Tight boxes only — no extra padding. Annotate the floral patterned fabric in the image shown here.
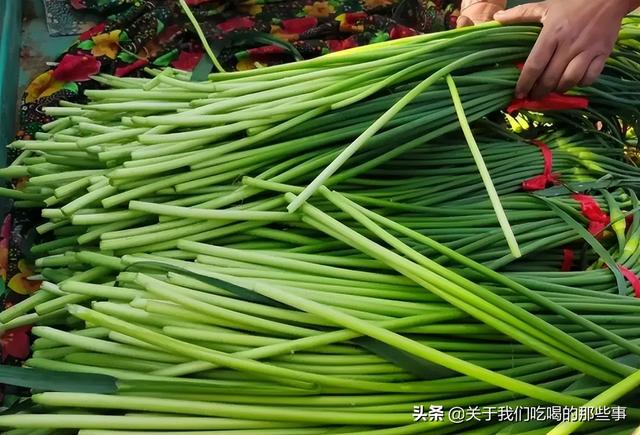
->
[43,0,102,36]
[16,0,462,141]
[0,0,462,399]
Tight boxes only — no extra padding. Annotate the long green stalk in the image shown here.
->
[446,75,521,257]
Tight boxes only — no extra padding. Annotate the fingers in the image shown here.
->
[556,52,596,93]
[499,0,620,98]
[456,15,474,28]
[493,3,547,24]
[497,2,555,98]
[580,54,607,86]
[457,3,504,28]
[522,49,607,98]
[515,26,558,98]
[530,39,575,99]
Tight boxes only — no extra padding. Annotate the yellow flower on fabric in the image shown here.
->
[8,260,41,295]
[91,30,122,59]
[335,13,364,32]
[248,4,263,14]
[304,1,335,18]
[24,71,64,103]
[236,58,257,71]
[364,0,393,8]
[270,25,299,42]
[238,2,263,15]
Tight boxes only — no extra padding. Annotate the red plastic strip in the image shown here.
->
[522,140,560,191]
[619,265,640,298]
[625,213,634,227]
[572,194,611,237]
[507,93,589,114]
[561,248,575,272]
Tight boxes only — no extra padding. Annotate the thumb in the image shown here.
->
[493,3,547,24]
[456,15,474,28]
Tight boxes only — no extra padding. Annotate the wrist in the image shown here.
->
[461,0,507,12]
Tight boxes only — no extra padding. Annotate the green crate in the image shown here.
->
[0,0,22,166]
[0,0,78,167]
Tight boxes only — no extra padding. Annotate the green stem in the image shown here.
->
[445,75,520,257]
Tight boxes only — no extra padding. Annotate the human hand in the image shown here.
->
[457,0,506,28]
[494,0,632,100]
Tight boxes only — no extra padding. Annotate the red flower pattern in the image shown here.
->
[281,17,318,34]
[390,24,418,39]
[115,59,149,77]
[326,37,358,52]
[217,17,255,33]
[0,215,10,281]
[1,326,31,362]
[79,22,106,41]
[53,54,101,82]
[70,0,86,10]
[171,51,204,71]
